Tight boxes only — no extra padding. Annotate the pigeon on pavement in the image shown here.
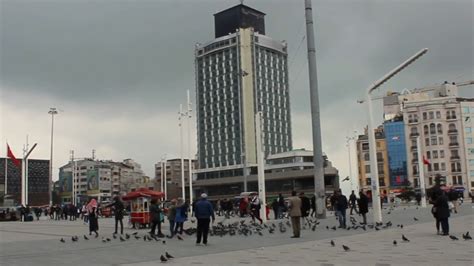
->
[449,235,459,241]
[402,235,410,242]
[330,240,335,247]
[160,255,168,262]
[60,238,65,243]
[342,245,350,251]
[165,252,174,259]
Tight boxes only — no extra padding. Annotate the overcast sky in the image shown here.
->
[1,0,473,194]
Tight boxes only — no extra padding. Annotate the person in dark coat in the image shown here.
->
[310,195,316,218]
[358,190,369,224]
[277,193,285,219]
[86,199,99,237]
[106,196,125,234]
[272,199,279,220]
[334,189,348,228]
[299,192,311,224]
[149,198,164,237]
[433,191,450,235]
[194,193,215,245]
[349,190,358,215]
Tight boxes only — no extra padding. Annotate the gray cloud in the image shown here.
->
[1,0,473,185]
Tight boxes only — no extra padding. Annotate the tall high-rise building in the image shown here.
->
[195,4,292,180]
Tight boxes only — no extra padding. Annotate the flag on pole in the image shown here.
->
[7,144,21,167]
[422,156,430,165]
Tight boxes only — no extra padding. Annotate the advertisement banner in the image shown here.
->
[87,169,99,195]
[59,170,72,197]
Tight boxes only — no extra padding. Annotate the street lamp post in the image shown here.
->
[366,48,428,223]
[346,136,356,192]
[48,107,58,206]
[186,90,194,212]
[179,104,186,201]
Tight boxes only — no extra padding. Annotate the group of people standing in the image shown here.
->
[330,189,370,228]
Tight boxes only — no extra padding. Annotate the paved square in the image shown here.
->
[1,204,472,266]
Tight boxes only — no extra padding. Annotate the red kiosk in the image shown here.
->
[122,188,164,228]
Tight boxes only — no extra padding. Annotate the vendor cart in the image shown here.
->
[122,188,164,229]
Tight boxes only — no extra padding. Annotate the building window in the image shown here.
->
[451,150,459,158]
[413,165,418,175]
[423,112,427,120]
[366,178,371,186]
[434,163,439,171]
[423,125,429,135]
[364,153,370,161]
[441,163,446,171]
[436,111,441,119]
[429,111,434,119]
[462,107,469,113]
[425,138,430,146]
[426,151,431,159]
[433,150,438,159]
[429,177,433,185]
[365,165,371,173]
[410,127,418,136]
[467,138,473,144]
[466,127,472,134]
[440,150,445,158]
[438,137,443,145]
[430,123,436,134]
[437,124,443,134]
[431,137,437,145]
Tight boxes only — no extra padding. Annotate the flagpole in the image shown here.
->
[416,136,427,208]
[4,142,7,196]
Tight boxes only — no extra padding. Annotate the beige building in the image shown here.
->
[356,126,390,197]
[401,83,471,197]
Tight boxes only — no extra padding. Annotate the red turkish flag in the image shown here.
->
[422,156,430,165]
[7,144,21,167]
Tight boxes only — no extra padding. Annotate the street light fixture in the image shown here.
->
[366,48,428,223]
[48,107,58,206]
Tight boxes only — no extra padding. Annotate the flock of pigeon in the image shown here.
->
[58,211,472,262]
[59,232,175,262]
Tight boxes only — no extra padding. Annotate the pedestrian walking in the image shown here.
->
[87,199,99,237]
[249,194,263,224]
[349,190,358,215]
[287,191,302,238]
[277,193,285,219]
[149,198,164,237]
[334,189,348,228]
[310,195,316,218]
[194,193,215,246]
[447,189,459,214]
[167,199,177,237]
[272,199,279,220]
[358,190,369,224]
[299,192,311,225]
[174,198,187,235]
[106,195,125,234]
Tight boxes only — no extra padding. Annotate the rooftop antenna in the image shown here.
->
[240,0,244,4]
[92,149,96,160]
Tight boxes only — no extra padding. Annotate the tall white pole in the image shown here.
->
[4,156,7,196]
[179,104,185,201]
[367,96,383,223]
[164,159,167,200]
[187,90,193,213]
[48,108,58,206]
[416,136,427,207]
[160,161,164,193]
[305,0,326,219]
[255,112,267,223]
[347,138,353,191]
